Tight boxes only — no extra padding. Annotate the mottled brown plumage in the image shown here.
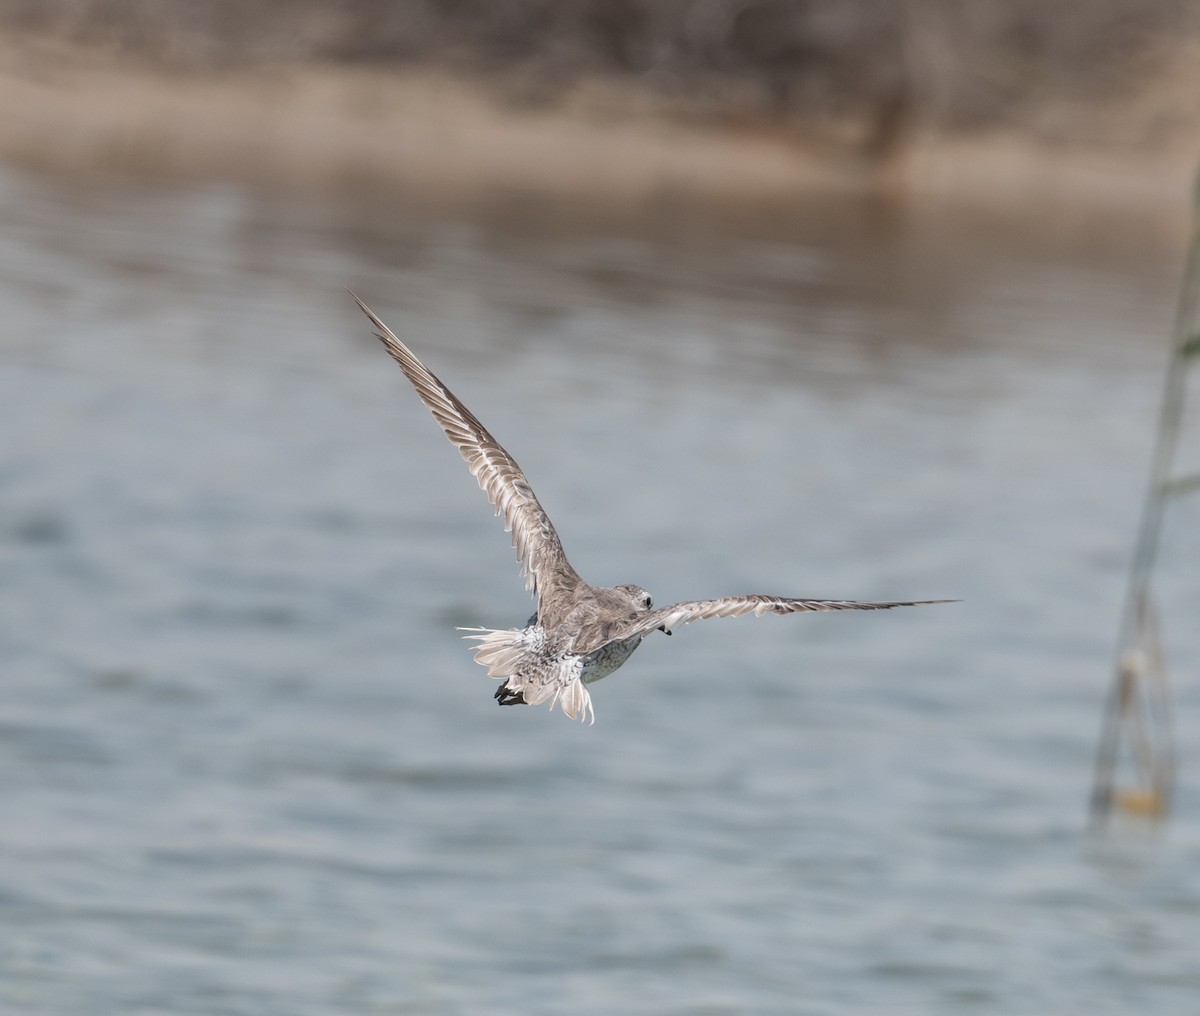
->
[354,295,950,723]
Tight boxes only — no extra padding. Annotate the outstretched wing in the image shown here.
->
[594,594,954,647]
[355,295,582,603]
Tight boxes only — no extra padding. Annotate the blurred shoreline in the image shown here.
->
[3,31,1197,239]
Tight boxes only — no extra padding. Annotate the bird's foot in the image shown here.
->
[494,682,527,707]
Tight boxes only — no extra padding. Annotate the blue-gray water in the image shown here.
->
[2,168,1199,1014]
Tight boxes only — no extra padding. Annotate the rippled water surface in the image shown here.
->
[2,168,1200,1014]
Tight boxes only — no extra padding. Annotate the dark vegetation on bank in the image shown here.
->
[3,0,1196,154]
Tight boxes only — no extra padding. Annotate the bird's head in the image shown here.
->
[613,583,671,635]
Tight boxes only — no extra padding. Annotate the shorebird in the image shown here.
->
[354,296,949,724]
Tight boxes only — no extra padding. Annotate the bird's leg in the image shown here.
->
[658,626,672,636]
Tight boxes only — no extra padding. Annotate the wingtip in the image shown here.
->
[348,289,378,325]
[349,291,403,352]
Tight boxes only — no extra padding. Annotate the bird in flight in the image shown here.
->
[354,296,950,723]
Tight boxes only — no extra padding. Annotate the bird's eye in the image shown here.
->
[642,594,653,609]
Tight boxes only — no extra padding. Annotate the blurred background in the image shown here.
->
[2,3,1200,1014]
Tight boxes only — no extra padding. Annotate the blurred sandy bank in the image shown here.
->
[1,27,1196,226]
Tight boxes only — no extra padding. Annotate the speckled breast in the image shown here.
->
[580,636,644,685]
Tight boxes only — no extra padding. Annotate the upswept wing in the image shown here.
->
[591,594,954,649]
[355,296,582,602]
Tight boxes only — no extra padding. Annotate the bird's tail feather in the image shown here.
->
[459,627,529,678]
[458,627,594,723]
